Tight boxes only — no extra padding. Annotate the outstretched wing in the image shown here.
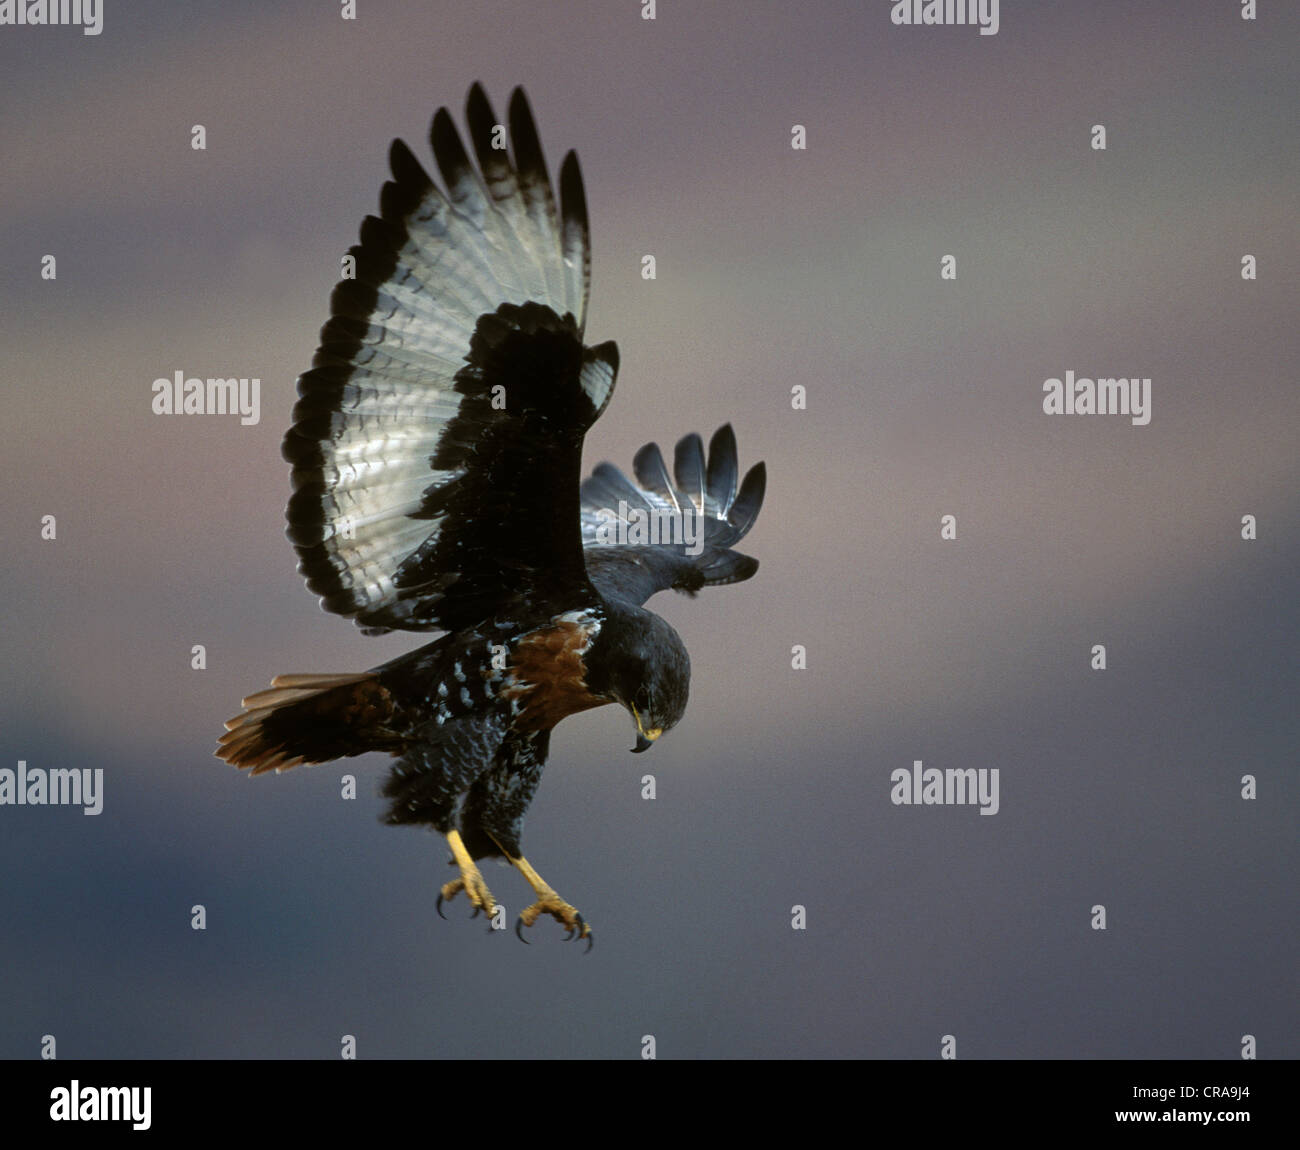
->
[579,424,765,607]
[283,84,618,635]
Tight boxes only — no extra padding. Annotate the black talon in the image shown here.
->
[574,914,593,952]
[436,893,448,920]
[515,918,530,944]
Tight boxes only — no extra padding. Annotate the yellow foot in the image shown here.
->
[435,830,499,924]
[508,853,593,950]
[436,874,499,919]
[516,892,592,949]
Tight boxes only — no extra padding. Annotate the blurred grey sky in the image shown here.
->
[1,0,1296,1059]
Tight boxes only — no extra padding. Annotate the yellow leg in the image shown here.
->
[506,851,593,949]
[435,829,500,922]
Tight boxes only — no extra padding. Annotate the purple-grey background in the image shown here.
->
[1,0,1296,1058]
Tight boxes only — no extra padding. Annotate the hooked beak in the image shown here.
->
[629,704,663,754]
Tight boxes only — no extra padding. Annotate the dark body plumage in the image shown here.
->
[218,85,765,942]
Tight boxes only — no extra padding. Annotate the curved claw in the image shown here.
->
[515,917,531,944]
[435,893,448,920]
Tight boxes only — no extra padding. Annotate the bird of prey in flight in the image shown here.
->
[217,84,765,947]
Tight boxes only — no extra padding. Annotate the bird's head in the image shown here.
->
[585,603,690,753]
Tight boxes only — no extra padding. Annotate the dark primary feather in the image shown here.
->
[579,424,766,607]
[632,442,679,512]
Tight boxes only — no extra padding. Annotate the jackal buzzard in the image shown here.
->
[217,84,765,946]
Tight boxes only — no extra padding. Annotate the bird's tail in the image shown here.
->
[216,671,403,775]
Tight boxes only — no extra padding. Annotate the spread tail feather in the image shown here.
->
[216,671,402,775]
